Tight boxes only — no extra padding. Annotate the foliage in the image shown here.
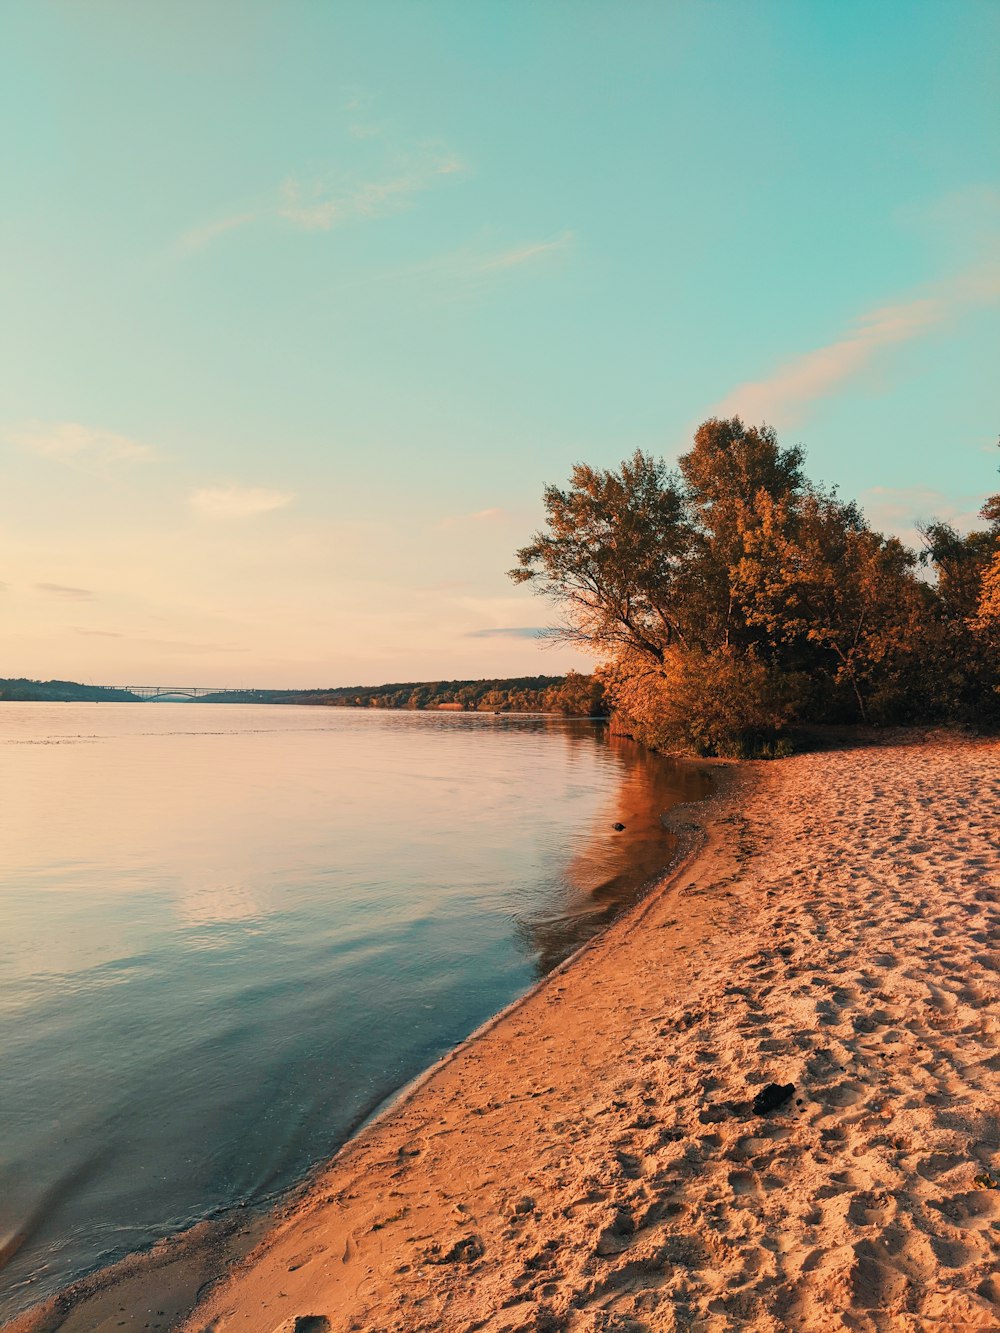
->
[0,675,608,716]
[978,550,1000,628]
[512,420,1000,755]
[0,678,139,702]
[209,673,607,716]
[511,452,696,662]
[912,484,1000,721]
[599,646,798,758]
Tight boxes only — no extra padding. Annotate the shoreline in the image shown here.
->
[9,731,1000,1331]
[3,754,724,1333]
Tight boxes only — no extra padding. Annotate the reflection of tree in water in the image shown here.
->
[514,736,713,975]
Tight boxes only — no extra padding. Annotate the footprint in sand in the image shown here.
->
[821,1080,867,1108]
[843,1243,910,1310]
[930,1190,1000,1227]
[931,1234,980,1268]
[285,1242,325,1274]
[915,1151,964,1180]
[727,1169,756,1196]
[846,1191,894,1226]
[958,981,996,1008]
[816,1169,864,1199]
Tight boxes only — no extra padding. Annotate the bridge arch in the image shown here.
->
[122,686,240,701]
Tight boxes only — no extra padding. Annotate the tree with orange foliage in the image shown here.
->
[511,419,998,754]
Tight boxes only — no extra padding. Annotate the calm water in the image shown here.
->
[0,704,709,1317]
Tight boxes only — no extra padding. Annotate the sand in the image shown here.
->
[8,732,1000,1332]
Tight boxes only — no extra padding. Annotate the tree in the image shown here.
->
[974,492,1000,628]
[510,451,696,664]
[510,418,998,754]
[510,422,815,752]
[913,465,1000,722]
[726,486,926,721]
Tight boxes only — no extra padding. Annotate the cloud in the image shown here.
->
[330,231,573,300]
[177,212,257,254]
[902,185,1000,261]
[278,149,466,231]
[8,421,154,465]
[348,122,383,141]
[472,232,574,273]
[342,87,384,140]
[860,485,986,545]
[188,485,295,518]
[438,507,508,530]
[466,627,551,640]
[36,582,94,599]
[713,258,1000,427]
[179,142,467,251]
[74,627,122,637]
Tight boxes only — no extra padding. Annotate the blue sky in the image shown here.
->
[1,0,997,687]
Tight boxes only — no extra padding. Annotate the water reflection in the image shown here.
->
[0,705,708,1319]
[514,736,712,972]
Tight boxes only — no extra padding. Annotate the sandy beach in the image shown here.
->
[10,732,1000,1332]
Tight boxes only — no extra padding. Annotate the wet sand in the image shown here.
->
[8,732,1000,1331]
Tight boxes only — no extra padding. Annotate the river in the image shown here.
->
[0,703,708,1319]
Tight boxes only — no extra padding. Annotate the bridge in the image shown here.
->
[120,685,245,701]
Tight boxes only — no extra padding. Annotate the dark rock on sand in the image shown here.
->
[752,1082,795,1115]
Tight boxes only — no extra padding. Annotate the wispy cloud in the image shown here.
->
[861,485,986,545]
[179,142,467,252]
[713,258,1000,427]
[466,627,551,640]
[472,234,573,273]
[188,485,295,518]
[277,149,466,231]
[348,122,383,142]
[36,582,94,599]
[74,627,122,637]
[901,185,1000,261]
[178,212,258,254]
[325,231,574,303]
[7,421,154,466]
[438,506,508,530]
[343,87,384,141]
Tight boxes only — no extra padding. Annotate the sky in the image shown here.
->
[1,0,998,689]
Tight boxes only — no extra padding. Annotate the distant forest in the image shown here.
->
[0,678,139,702]
[208,674,606,713]
[0,673,608,715]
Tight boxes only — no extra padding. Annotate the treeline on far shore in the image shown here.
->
[0,678,139,702]
[0,673,609,716]
[220,673,607,714]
